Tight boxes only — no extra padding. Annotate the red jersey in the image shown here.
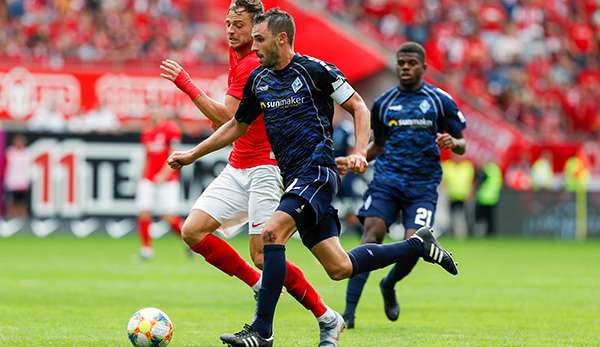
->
[141,120,181,182]
[227,49,277,169]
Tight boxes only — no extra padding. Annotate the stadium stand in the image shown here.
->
[1,0,598,174]
[309,0,600,140]
[0,0,229,66]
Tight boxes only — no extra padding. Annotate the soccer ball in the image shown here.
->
[127,307,174,347]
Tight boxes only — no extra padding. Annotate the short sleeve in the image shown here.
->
[371,98,388,140]
[437,90,466,137]
[309,58,356,105]
[234,71,262,125]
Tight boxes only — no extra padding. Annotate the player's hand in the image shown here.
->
[436,133,456,150]
[346,153,368,174]
[160,59,201,99]
[335,156,349,176]
[160,59,185,83]
[167,150,196,170]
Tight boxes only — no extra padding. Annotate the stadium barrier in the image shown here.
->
[497,189,600,239]
[4,131,228,238]
[0,64,226,125]
[5,130,599,239]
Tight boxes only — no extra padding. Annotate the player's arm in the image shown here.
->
[436,90,467,155]
[311,59,369,173]
[168,72,262,169]
[160,59,236,128]
[366,136,386,162]
[339,93,370,173]
[365,97,388,162]
[337,133,383,176]
[168,119,248,169]
[437,132,466,155]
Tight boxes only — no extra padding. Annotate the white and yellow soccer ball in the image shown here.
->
[127,307,174,347]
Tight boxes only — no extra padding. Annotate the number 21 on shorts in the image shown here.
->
[414,207,432,227]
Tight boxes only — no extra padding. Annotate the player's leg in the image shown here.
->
[343,184,400,327]
[246,165,331,321]
[382,199,437,288]
[251,211,297,339]
[311,218,456,281]
[185,166,261,289]
[183,208,262,290]
[221,196,331,345]
[136,179,154,259]
[249,231,343,345]
[343,217,387,327]
[163,215,183,236]
[246,165,285,270]
[277,175,455,279]
[252,228,344,346]
[380,201,437,320]
[158,181,183,236]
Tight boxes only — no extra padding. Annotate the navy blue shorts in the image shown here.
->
[357,180,438,230]
[277,166,341,249]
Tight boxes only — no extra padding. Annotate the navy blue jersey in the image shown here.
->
[371,82,466,187]
[235,54,355,185]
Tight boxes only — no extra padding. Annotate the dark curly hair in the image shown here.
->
[253,8,295,45]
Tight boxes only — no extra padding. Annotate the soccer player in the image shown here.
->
[160,2,345,346]
[339,42,467,328]
[168,10,459,347]
[137,104,184,259]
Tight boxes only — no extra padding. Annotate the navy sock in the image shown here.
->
[381,256,419,289]
[252,244,286,338]
[343,271,370,318]
[347,238,422,276]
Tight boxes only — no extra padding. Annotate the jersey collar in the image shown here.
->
[274,53,300,74]
[397,82,429,95]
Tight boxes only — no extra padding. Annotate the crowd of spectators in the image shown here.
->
[0,0,229,66]
[3,0,599,140]
[311,0,600,140]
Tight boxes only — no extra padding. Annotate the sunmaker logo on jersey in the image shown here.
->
[388,118,433,128]
[260,96,306,110]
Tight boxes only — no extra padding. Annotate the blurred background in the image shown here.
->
[1,0,599,240]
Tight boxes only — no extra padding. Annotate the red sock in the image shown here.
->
[138,216,152,248]
[169,216,183,236]
[284,260,328,318]
[191,234,260,287]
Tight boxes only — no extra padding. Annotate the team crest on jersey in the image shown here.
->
[419,100,431,113]
[292,77,303,93]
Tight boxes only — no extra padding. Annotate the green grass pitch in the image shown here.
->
[1,234,599,346]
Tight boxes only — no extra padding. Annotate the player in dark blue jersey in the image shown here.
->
[337,42,467,329]
[168,11,458,347]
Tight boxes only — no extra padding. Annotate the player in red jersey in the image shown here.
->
[137,104,184,259]
[160,1,345,345]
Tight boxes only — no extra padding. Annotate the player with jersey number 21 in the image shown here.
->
[337,41,467,329]
[168,9,459,347]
